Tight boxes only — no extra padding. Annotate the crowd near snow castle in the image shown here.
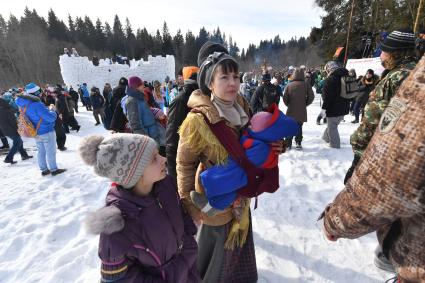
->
[1,28,424,283]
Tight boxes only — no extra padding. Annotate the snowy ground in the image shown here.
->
[0,96,392,283]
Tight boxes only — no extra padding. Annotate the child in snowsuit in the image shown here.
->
[190,104,298,216]
[81,133,200,283]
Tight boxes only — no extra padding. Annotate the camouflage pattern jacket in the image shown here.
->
[323,56,425,283]
[350,58,416,157]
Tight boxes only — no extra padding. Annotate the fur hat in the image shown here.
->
[197,41,229,67]
[25,83,42,96]
[79,134,157,189]
[128,76,144,89]
[381,29,415,53]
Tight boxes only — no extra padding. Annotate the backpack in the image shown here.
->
[262,84,280,110]
[17,104,42,138]
[340,76,361,99]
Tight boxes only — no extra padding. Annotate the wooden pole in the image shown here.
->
[344,0,356,67]
[414,0,424,34]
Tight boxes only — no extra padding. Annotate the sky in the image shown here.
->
[0,0,324,50]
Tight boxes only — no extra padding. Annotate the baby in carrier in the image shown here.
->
[191,104,299,216]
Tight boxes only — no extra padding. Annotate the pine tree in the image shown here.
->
[162,22,174,56]
[196,27,209,50]
[68,15,76,41]
[47,9,68,41]
[125,18,136,59]
[94,19,107,51]
[112,15,125,54]
[183,31,197,65]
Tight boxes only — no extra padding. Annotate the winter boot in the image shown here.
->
[0,145,10,150]
[21,155,33,161]
[51,168,67,176]
[295,142,302,150]
[190,191,221,217]
[351,119,359,124]
[41,169,51,176]
[4,159,17,164]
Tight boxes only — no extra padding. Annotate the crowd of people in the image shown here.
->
[1,28,424,283]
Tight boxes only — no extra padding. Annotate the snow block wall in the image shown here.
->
[59,55,175,89]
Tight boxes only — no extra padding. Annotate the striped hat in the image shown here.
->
[79,134,157,189]
[381,30,415,52]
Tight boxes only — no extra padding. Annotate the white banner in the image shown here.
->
[346,57,385,77]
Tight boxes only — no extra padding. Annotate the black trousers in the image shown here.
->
[286,122,303,145]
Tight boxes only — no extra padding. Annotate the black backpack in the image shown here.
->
[261,84,280,110]
[340,76,361,99]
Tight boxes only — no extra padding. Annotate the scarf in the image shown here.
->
[211,93,249,127]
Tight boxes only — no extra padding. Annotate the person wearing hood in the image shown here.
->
[123,76,159,143]
[15,83,66,176]
[239,72,253,102]
[0,97,32,164]
[320,61,350,148]
[81,134,199,283]
[282,68,315,149]
[165,66,199,180]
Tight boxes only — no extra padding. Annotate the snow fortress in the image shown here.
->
[59,55,175,89]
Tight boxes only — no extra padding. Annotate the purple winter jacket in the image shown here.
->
[86,176,200,283]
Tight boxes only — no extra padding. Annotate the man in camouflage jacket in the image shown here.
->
[322,55,425,283]
[345,30,417,183]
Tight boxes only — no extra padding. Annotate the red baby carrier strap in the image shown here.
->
[191,109,280,207]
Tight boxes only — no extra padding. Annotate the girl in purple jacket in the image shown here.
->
[80,133,199,283]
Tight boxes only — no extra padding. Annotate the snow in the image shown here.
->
[0,95,391,283]
[59,55,175,90]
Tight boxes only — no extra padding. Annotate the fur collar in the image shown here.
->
[85,205,125,235]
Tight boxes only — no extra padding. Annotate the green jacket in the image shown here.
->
[350,58,416,156]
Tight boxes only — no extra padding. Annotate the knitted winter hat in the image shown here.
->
[324,61,340,75]
[79,134,157,189]
[197,41,229,67]
[381,29,415,53]
[128,76,144,89]
[118,77,128,86]
[25,83,42,96]
[197,51,238,95]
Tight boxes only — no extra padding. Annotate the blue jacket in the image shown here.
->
[124,87,159,142]
[15,94,57,135]
[80,85,90,98]
[200,108,299,209]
